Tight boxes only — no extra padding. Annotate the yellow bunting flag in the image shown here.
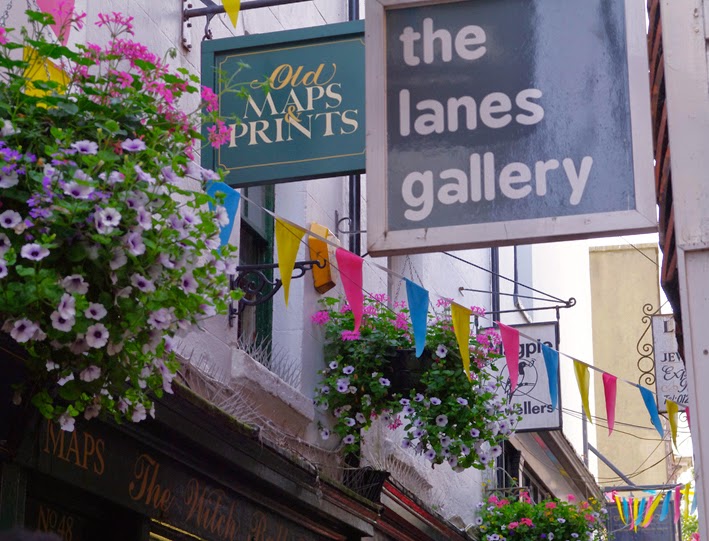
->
[23,47,68,99]
[633,497,640,532]
[573,360,592,424]
[223,0,241,28]
[451,303,472,379]
[642,493,664,527]
[683,483,691,520]
[615,495,626,524]
[274,219,306,307]
[667,400,679,449]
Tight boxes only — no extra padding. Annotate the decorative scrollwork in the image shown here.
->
[228,259,326,326]
[637,303,656,386]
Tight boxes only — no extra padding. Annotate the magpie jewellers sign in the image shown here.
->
[493,322,561,433]
[202,21,365,187]
[366,0,656,256]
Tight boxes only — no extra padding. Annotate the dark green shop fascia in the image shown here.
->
[0,381,378,541]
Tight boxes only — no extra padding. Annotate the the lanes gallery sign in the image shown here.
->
[366,0,657,256]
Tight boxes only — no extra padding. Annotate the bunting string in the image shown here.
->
[236,192,691,443]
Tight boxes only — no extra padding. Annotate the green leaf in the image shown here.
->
[57,101,79,115]
[15,266,36,277]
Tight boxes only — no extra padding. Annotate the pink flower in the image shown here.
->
[519,518,534,527]
[206,120,231,148]
[585,514,595,523]
[201,85,219,112]
[339,303,351,313]
[0,28,7,45]
[545,502,557,509]
[471,305,486,317]
[311,311,330,325]
[394,312,409,330]
[507,522,519,530]
[567,494,576,502]
[341,330,360,341]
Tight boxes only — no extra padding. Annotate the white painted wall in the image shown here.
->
[5,0,599,527]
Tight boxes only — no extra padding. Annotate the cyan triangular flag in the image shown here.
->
[659,491,671,522]
[623,498,631,525]
[691,490,698,514]
[541,344,559,410]
[405,279,428,358]
[639,385,665,438]
[207,181,240,248]
[636,498,647,527]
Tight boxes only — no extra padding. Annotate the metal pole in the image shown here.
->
[347,0,361,255]
[588,444,635,486]
[184,0,313,20]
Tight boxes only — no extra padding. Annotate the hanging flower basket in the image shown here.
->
[473,491,608,541]
[312,295,521,471]
[0,11,240,430]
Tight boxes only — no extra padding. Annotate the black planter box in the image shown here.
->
[383,348,434,395]
[342,466,390,502]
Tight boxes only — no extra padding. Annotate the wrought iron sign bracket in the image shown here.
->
[228,259,326,326]
[182,0,314,51]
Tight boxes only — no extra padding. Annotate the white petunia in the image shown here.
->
[0,171,19,188]
[57,372,75,386]
[58,413,75,432]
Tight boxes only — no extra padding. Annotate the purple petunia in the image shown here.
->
[342,435,355,445]
[0,210,21,228]
[20,243,49,261]
[61,274,89,294]
[379,377,391,387]
[85,323,109,349]
[70,140,99,155]
[124,230,146,256]
[131,273,155,293]
[121,138,147,152]
[63,181,94,199]
[10,319,39,343]
[435,414,448,427]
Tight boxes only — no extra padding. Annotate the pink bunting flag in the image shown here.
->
[497,322,520,393]
[36,0,75,46]
[686,407,690,429]
[603,373,617,435]
[674,485,682,523]
[335,248,363,332]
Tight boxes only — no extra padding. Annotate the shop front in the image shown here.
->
[0,382,378,541]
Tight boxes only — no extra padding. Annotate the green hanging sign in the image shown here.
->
[202,21,365,187]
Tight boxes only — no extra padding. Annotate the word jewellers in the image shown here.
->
[396,18,593,222]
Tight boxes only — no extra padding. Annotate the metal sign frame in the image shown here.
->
[365,0,657,256]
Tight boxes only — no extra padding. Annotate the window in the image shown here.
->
[238,185,274,347]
